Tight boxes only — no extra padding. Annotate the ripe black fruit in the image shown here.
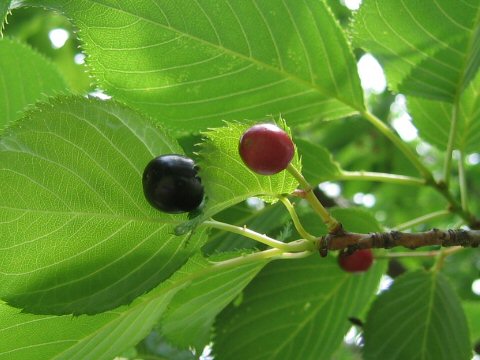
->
[142,154,204,213]
[239,123,294,175]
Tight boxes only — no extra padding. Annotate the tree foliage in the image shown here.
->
[0,1,479,359]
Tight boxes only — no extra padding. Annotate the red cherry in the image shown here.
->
[239,123,294,175]
[338,249,373,273]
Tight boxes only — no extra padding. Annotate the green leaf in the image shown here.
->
[213,208,386,360]
[0,96,206,315]
[0,2,8,34]
[204,201,289,254]
[213,255,385,360]
[136,331,196,360]
[353,0,480,101]
[408,70,480,152]
[301,207,383,237]
[28,0,364,131]
[364,271,471,360]
[0,253,265,360]
[160,252,266,352]
[463,300,480,343]
[295,138,342,185]
[0,38,67,128]
[197,121,301,219]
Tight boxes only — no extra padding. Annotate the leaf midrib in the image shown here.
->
[419,272,437,360]
[76,0,361,111]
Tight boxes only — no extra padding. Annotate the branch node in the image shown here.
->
[319,236,329,257]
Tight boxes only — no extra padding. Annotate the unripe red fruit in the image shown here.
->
[239,123,294,175]
[338,249,373,273]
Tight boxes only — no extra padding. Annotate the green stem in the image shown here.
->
[202,219,309,252]
[338,170,425,186]
[393,210,451,231]
[458,150,468,212]
[278,196,317,241]
[431,181,476,226]
[286,163,341,233]
[279,251,313,259]
[376,247,462,259]
[210,248,284,267]
[360,110,434,182]
[443,97,460,185]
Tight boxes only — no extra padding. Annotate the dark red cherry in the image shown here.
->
[142,155,204,213]
[239,123,294,175]
[338,249,373,273]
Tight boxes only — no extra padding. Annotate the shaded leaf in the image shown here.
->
[0,38,67,128]
[0,0,10,35]
[213,208,386,360]
[0,253,264,360]
[161,252,266,352]
[408,70,480,152]
[463,300,480,344]
[295,138,342,185]
[214,255,385,360]
[364,271,471,360]
[27,0,364,131]
[353,0,480,101]
[203,201,289,254]
[0,96,205,315]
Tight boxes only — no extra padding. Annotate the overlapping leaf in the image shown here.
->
[0,253,267,360]
[295,138,342,185]
[0,1,9,35]
[214,255,385,360]
[463,300,480,346]
[160,252,266,352]
[353,0,480,101]
[213,208,386,360]
[0,38,67,128]
[28,0,364,131]
[197,122,300,219]
[408,70,480,152]
[364,271,471,360]
[0,96,206,315]
[204,201,289,254]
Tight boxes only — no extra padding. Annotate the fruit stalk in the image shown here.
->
[286,163,341,234]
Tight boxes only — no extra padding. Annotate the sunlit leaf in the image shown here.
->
[0,38,67,128]
[364,271,471,360]
[0,96,206,315]
[197,121,300,219]
[26,0,364,131]
[353,0,480,101]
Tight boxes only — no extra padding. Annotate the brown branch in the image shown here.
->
[317,229,480,256]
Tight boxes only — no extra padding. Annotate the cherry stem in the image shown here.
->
[278,196,317,242]
[286,163,341,234]
[392,210,451,231]
[203,219,312,252]
[376,246,462,259]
